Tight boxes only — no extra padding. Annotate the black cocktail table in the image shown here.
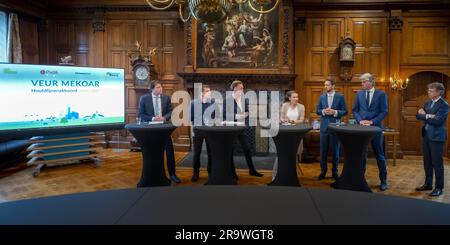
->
[195,126,245,185]
[328,124,381,192]
[125,123,176,187]
[268,124,312,186]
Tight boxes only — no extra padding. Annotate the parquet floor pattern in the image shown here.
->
[0,149,449,204]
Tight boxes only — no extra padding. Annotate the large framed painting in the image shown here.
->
[194,8,279,69]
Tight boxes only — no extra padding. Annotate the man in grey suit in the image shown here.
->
[138,80,181,183]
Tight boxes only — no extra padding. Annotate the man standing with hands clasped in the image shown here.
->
[352,73,388,191]
[316,79,347,181]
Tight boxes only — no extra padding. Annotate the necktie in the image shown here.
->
[366,91,370,107]
[154,96,160,117]
[430,101,435,109]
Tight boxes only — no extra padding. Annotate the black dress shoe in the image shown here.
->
[318,173,326,180]
[191,172,199,182]
[416,184,433,191]
[429,188,443,197]
[379,182,388,191]
[170,175,181,184]
[249,170,264,177]
[332,173,339,181]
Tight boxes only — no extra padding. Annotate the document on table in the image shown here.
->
[221,121,245,126]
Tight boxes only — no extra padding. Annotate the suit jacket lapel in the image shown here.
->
[360,91,367,109]
[429,98,441,114]
[148,94,155,116]
[369,90,378,109]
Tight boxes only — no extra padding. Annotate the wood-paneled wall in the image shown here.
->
[295,9,450,156]
[299,12,389,122]
[18,17,39,64]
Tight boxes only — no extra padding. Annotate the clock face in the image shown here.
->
[135,66,149,80]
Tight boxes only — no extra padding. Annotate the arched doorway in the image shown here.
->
[401,71,449,155]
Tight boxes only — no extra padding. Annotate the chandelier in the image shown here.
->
[389,73,409,91]
[145,0,280,24]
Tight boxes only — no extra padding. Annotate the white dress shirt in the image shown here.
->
[322,91,339,117]
[232,92,245,119]
[366,87,375,106]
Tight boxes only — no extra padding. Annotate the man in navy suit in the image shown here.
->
[416,82,448,197]
[223,80,263,179]
[138,80,181,184]
[352,73,388,191]
[316,79,347,181]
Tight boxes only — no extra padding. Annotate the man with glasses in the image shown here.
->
[352,73,388,191]
[416,82,448,197]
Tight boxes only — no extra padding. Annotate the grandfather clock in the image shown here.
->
[129,46,157,88]
[339,34,356,81]
[128,42,158,151]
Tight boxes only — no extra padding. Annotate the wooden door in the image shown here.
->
[401,71,449,155]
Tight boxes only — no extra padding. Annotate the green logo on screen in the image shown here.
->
[3,68,17,74]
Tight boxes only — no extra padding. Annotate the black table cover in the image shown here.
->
[195,126,245,185]
[1,187,450,225]
[125,123,176,187]
[328,124,381,192]
[269,124,312,186]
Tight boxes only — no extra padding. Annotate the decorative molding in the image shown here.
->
[282,8,290,66]
[185,19,192,66]
[294,17,306,31]
[178,72,296,89]
[389,16,403,31]
[48,5,171,13]
[92,19,105,32]
[38,19,48,32]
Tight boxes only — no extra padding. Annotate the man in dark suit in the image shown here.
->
[138,80,181,183]
[416,82,448,197]
[223,80,263,179]
[190,84,219,182]
[352,73,388,191]
[316,79,347,181]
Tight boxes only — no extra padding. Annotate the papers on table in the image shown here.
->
[147,121,164,125]
[221,121,245,126]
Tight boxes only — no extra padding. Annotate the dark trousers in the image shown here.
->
[319,132,340,175]
[362,131,387,183]
[423,133,445,189]
[231,130,256,174]
[192,130,212,173]
[165,137,176,176]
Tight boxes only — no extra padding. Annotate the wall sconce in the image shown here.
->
[390,73,409,91]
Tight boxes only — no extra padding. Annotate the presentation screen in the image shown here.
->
[0,63,125,139]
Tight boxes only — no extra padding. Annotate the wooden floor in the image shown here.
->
[0,148,449,204]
